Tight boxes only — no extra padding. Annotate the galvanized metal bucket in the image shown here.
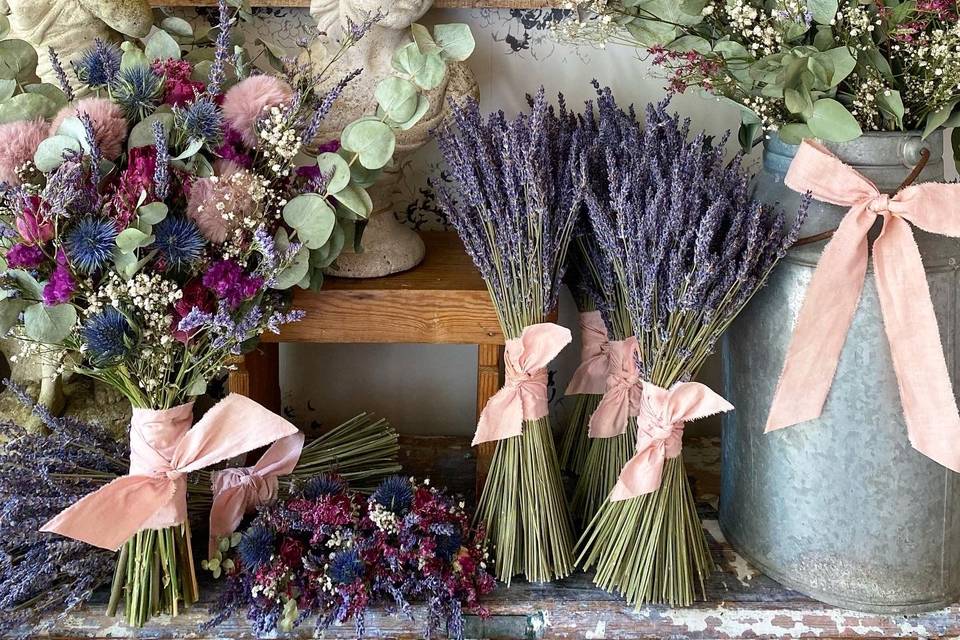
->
[719,132,960,613]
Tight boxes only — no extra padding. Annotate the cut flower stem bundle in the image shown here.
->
[573,90,807,606]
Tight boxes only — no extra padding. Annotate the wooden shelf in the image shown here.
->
[27,438,960,639]
[151,1,561,8]
[267,231,503,345]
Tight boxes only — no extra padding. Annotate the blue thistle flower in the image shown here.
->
[371,476,413,516]
[72,38,121,88]
[301,474,346,500]
[64,217,116,273]
[176,98,224,147]
[152,217,205,270]
[109,65,164,120]
[83,307,133,364]
[328,549,364,584]
[237,525,274,569]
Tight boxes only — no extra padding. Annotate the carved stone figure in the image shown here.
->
[309,0,479,278]
[2,0,152,87]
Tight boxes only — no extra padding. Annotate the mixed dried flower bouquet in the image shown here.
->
[206,474,495,640]
[557,0,960,155]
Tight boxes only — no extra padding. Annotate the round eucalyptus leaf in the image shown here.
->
[310,220,346,269]
[340,119,396,171]
[146,29,181,62]
[0,39,38,83]
[0,297,28,337]
[0,93,55,125]
[343,150,381,188]
[392,41,427,77]
[34,135,83,172]
[282,194,336,249]
[374,76,419,124]
[777,123,813,145]
[784,87,813,118]
[161,16,194,38]
[24,302,77,344]
[138,202,169,225]
[24,83,68,112]
[0,78,15,102]
[116,227,154,253]
[923,99,960,139]
[433,23,476,61]
[411,23,440,54]
[273,245,310,290]
[807,98,862,142]
[808,0,839,24]
[0,15,10,40]
[332,184,373,219]
[814,47,856,88]
[414,52,446,91]
[668,35,711,54]
[316,152,351,194]
[128,112,175,149]
[626,18,678,46]
[387,95,430,131]
[876,90,904,129]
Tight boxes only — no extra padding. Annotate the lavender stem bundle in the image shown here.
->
[435,90,585,583]
[574,91,807,606]
[557,287,598,477]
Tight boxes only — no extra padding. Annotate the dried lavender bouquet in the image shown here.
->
[0,383,125,636]
[575,93,807,606]
[435,90,584,583]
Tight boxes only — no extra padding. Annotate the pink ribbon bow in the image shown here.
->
[610,381,733,501]
[472,322,572,446]
[41,394,300,551]
[565,311,611,396]
[588,336,643,439]
[208,432,305,557]
[765,140,960,473]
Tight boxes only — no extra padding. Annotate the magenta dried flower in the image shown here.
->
[42,250,75,305]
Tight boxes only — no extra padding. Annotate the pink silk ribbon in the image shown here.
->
[41,394,300,551]
[610,381,733,501]
[472,322,572,446]
[588,336,643,439]
[765,140,960,473]
[208,432,305,557]
[565,311,611,396]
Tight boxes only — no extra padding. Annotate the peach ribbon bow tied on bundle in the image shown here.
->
[610,382,733,501]
[565,310,611,396]
[587,335,643,439]
[208,431,304,557]
[472,322,572,446]
[765,140,960,474]
[41,394,301,551]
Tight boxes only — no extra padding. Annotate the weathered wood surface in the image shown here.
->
[151,0,561,7]
[27,438,960,639]
[264,232,503,345]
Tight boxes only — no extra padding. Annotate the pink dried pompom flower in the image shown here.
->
[0,119,48,185]
[50,98,127,161]
[221,75,293,148]
[187,162,260,244]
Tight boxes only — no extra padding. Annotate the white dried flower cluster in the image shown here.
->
[368,503,400,534]
[848,74,895,130]
[834,3,875,38]
[550,0,619,48]
[897,23,960,122]
[259,106,303,177]
[740,94,783,130]
[724,0,783,55]
[250,565,285,599]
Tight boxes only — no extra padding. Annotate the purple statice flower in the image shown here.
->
[266,308,304,334]
[153,120,170,201]
[0,381,125,636]
[177,306,213,335]
[42,250,75,305]
[207,0,232,96]
[41,152,92,219]
[252,226,278,271]
[47,47,75,102]
[202,259,264,308]
[5,243,45,269]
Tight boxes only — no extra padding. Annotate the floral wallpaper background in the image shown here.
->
[174,5,955,437]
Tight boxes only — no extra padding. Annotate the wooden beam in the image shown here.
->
[151,0,561,7]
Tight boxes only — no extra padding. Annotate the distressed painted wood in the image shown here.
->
[150,0,561,7]
[27,438,960,639]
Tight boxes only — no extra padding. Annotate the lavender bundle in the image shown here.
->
[575,92,807,606]
[435,90,585,583]
[568,233,637,527]
[0,383,125,636]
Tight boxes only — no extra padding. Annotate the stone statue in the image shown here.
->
[308,0,479,278]
[2,0,152,87]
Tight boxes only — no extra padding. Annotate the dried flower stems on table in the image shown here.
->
[574,91,807,606]
[435,90,585,584]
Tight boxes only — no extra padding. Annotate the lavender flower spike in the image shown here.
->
[207,0,232,96]
[153,120,170,201]
[48,47,75,102]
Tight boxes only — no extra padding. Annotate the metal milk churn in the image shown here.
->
[720,132,960,613]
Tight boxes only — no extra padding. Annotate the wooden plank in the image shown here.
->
[265,232,504,345]
[151,0,561,7]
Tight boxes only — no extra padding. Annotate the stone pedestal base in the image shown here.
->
[325,213,426,278]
